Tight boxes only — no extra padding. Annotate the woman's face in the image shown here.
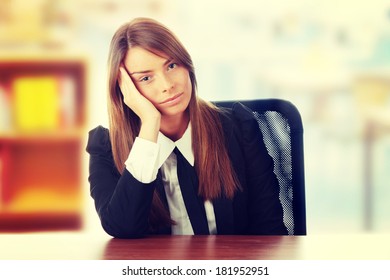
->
[123,46,192,118]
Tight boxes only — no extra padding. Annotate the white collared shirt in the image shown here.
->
[125,123,217,235]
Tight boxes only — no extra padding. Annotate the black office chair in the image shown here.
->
[215,99,306,235]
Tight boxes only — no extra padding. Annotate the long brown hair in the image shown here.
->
[107,18,240,230]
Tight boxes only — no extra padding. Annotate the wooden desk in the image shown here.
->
[0,233,389,260]
[103,234,390,260]
[104,235,298,260]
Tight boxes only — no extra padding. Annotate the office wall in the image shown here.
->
[1,0,389,234]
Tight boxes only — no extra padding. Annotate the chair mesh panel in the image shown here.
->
[253,111,294,235]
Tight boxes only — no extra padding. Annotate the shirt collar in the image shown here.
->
[157,122,194,167]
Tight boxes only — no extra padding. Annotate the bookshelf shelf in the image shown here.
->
[0,57,87,232]
[0,129,84,142]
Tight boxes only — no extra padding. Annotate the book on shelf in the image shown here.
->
[13,76,60,131]
[0,146,11,209]
[59,75,77,128]
[0,85,11,132]
[11,75,77,132]
[3,186,81,213]
[0,151,2,211]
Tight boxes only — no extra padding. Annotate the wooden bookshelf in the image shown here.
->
[0,58,87,231]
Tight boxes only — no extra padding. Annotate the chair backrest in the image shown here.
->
[215,98,307,235]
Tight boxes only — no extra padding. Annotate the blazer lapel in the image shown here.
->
[213,196,235,234]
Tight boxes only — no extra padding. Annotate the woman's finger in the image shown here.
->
[118,66,137,95]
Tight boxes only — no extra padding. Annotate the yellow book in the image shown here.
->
[13,76,60,131]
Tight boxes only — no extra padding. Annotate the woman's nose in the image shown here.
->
[161,74,174,93]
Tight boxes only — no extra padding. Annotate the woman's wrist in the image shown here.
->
[138,114,161,143]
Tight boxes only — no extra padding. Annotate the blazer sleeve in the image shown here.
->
[232,103,288,235]
[86,126,156,238]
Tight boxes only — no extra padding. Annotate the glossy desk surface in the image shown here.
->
[0,232,389,260]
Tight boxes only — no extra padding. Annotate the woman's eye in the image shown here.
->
[168,63,177,70]
[140,76,150,82]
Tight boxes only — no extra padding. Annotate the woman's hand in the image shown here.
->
[118,66,160,122]
[118,65,161,142]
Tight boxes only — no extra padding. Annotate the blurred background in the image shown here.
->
[0,0,389,235]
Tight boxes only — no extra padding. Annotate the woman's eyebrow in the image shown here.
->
[163,58,174,66]
[129,58,174,76]
[129,69,151,75]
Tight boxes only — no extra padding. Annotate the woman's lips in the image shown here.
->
[159,92,183,104]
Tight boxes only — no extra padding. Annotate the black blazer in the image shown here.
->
[86,102,287,238]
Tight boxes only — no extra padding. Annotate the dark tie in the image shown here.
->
[174,147,209,234]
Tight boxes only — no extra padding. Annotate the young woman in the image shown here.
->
[86,17,287,238]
